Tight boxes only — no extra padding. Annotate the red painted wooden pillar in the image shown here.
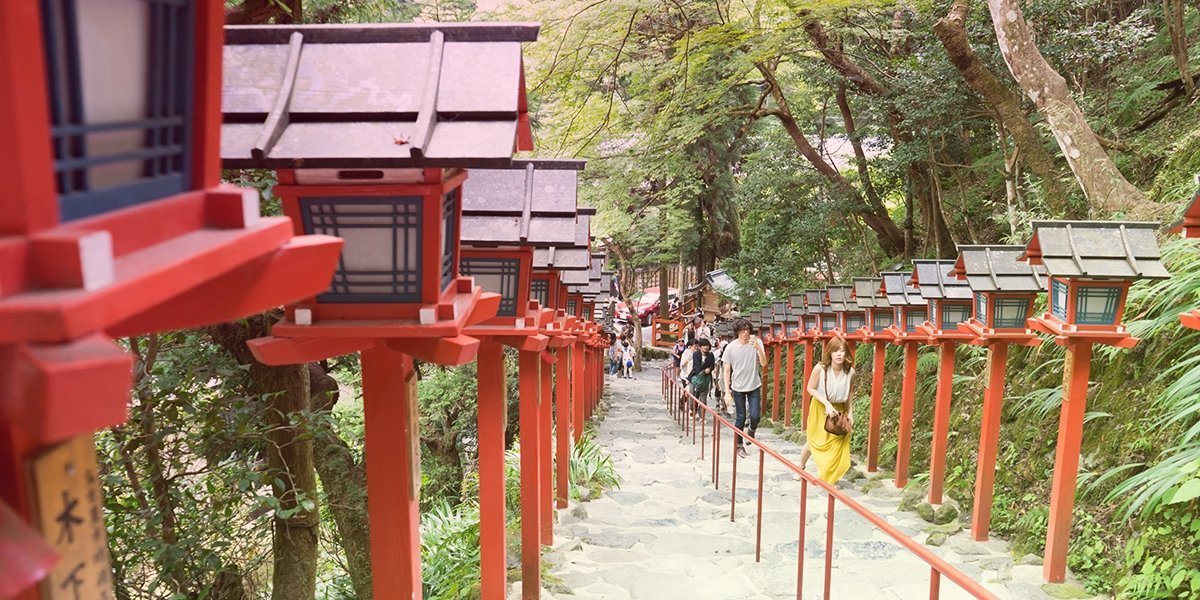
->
[771,343,782,422]
[477,341,507,600]
[1044,342,1093,583]
[972,341,1009,541]
[928,341,956,504]
[572,340,585,443]
[894,342,918,488]
[517,350,541,599]
[539,351,554,545]
[554,347,571,508]
[867,341,886,472]
[801,341,814,424]
[784,341,796,427]
[360,346,423,600]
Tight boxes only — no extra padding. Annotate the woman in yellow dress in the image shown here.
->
[798,336,854,484]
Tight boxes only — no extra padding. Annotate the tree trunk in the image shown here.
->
[986,0,1157,215]
[933,0,1078,217]
[1165,0,1194,93]
[834,85,885,214]
[755,62,907,257]
[308,363,373,600]
[262,364,319,600]
[206,321,319,600]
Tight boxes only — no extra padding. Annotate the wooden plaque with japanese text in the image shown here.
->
[31,435,114,600]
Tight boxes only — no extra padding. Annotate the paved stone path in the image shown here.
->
[517,360,1105,600]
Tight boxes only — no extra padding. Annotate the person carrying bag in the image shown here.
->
[799,336,855,484]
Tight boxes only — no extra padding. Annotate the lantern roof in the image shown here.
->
[852,277,887,309]
[805,289,829,313]
[881,271,923,306]
[749,313,762,327]
[1021,221,1169,280]
[459,160,585,247]
[952,245,1045,293]
[788,293,806,309]
[772,301,788,321]
[760,307,774,325]
[827,285,860,312]
[533,247,589,270]
[912,260,972,301]
[221,23,538,168]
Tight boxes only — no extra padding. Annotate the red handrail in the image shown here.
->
[660,364,998,600]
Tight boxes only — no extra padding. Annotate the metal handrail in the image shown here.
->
[661,364,999,600]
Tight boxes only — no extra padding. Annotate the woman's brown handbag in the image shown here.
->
[822,367,853,436]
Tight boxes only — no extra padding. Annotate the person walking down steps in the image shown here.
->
[722,318,767,459]
[799,335,855,484]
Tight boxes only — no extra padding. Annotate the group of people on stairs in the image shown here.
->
[673,317,855,484]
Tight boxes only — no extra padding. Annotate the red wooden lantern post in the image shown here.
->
[220,23,539,600]
[911,260,975,505]
[0,4,343,598]
[880,272,930,488]
[1172,188,1200,329]
[851,278,892,472]
[770,303,788,421]
[801,290,828,424]
[1022,221,1169,583]
[784,294,808,427]
[950,245,1045,541]
[828,284,865,356]
[460,159,595,599]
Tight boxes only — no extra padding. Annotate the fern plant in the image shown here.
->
[569,431,621,499]
[420,501,482,600]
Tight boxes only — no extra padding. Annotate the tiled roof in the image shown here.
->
[1023,221,1169,280]
[952,245,1045,293]
[852,277,887,309]
[881,272,923,306]
[912,260,972,300]
[221,23,537,168]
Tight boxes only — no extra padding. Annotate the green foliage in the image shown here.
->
[569,431,622,499]
[421,501,482,600]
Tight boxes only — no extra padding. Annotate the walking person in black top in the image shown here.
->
[687,339,716,415]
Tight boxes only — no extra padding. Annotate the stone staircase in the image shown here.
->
[511,361,1105,600]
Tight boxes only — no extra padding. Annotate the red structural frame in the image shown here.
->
[0,3,342,599]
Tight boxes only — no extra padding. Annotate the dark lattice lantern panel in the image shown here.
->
[853,277,891,336]
[951,245,1045,339]
[881,272,926,339]
[460,250,529,319]
[802,290,825,335]
[912,260,973,339]
[42,0,199,221]
[1022,221,1169,339]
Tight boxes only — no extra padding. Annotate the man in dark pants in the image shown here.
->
[721,318,767,458]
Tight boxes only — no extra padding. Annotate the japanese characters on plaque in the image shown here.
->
[32,435,114,600]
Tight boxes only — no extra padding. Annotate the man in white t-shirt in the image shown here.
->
[722,318,767,458]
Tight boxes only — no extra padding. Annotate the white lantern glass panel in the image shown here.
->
[873,310,893,332]
[1075,286,1122,325]
[940,304,971,330]
[905,308,926,333]
[993,298,1030,329]
[461,258,520,316]
[1051,279,1069,320]
[301,197,423,302]
[846,315,865,331]
[975,292,987,322]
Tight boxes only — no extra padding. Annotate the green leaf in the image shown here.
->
[1168,478,1200,505]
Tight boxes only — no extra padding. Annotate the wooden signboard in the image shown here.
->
[31,435,114,600]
